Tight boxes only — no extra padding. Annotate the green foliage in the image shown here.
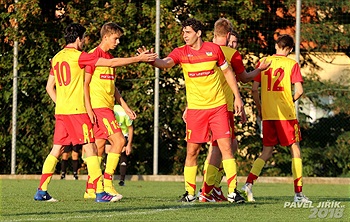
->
[286,0,350,53]
[301,114,350,177]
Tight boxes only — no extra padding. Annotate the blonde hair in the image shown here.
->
[100,22,124,38]
[214,18,233,37]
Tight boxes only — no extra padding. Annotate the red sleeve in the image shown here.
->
[49,68,54,76]
[78,52,99,69]
[49,58,54,76]
[168,48,180,64]
[85,65,95,74]
[291,63,303,84]
[253,72,261,82]
[230,51,245,74]
[253,61,262,82]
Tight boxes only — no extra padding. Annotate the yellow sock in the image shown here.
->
[184,165,197,196]
[250,158,265,176]
[201,160,208,188]
[85,156,104,193]
[202,164,218,195]
[202,160,209,176]
[214,162,224,188]
[104,153,120,187]
[246,158,265,184]
[85,175,95,194]
[38,154,58,191]
[222,158,237,193]
[292,158,303,193]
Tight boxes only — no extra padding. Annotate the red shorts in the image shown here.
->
[185,104,231,143]
[262,119,302,146]
[212,111,236,146]
[93,108,122,140]
[53,114,95,145]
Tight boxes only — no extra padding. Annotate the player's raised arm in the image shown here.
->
[137,47,175,69]
[95,50,157,68]
[237,58,272,83]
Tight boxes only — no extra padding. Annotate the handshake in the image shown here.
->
[136,46,157,63]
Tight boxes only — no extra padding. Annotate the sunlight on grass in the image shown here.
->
[0,180,348,222]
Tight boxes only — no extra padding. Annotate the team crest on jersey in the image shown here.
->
[206,51,213,57]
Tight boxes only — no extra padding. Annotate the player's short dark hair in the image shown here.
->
[230,30,240,42]
[64,23,86,44]
[182,18,203,33]
[276,34,294,50]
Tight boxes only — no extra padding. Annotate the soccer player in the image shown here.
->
[227,30,239,49]
[60,144,81,180]
[140,18,244,202]
[198,18,271,202]
[241,34,311,203]
[83,22,140,199]
[105,104,134,186]
[34,23,156,202]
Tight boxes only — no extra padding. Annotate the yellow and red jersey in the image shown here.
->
[254,54,303,120]
[49,46,98,114]
[168,42,228,109]
[220,46,245,111]
[85,47,116,110]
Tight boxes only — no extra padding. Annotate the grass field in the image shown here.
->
[0,179,349,222]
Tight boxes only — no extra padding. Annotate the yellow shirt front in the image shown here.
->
[85,47,116,110]
[168,42,228,109]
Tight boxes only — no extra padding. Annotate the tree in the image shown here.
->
[0,0,349,177]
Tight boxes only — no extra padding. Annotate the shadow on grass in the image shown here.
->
[3,198,273,218]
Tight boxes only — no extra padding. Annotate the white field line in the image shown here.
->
[2,205,195,222]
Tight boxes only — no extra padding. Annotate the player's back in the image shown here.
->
[51,47,86,115]
[259,55,298,120]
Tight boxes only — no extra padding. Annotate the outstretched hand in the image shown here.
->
[136,47,157,62]
[258,58,272,71]
[137,46,154,54]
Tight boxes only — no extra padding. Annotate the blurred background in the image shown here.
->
[0,0,349,178]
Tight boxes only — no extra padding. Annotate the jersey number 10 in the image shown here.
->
[53,61,71,86]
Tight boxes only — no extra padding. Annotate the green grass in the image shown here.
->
[0,179,349,222]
